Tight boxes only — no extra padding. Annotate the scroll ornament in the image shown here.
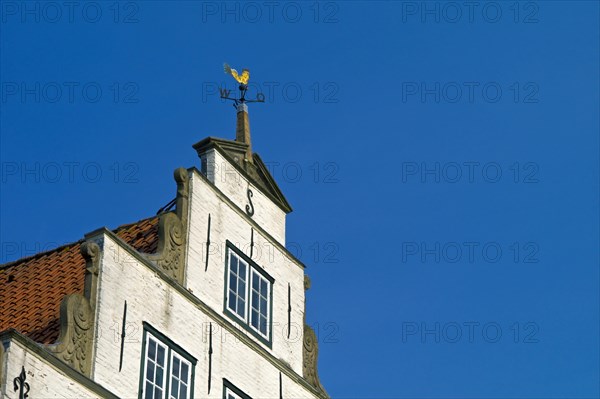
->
[302,276,328,397]
[145,168,189,284]
[46,241,100,376]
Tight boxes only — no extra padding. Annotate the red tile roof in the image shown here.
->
[0,217,159,344]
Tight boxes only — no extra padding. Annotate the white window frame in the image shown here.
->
[223,379,252,399]
[168,351,192,399]
[140,325,196,399]
[142,333,168,399]
[224,241,274,345]
[249,269,271,339]
[225,388,243,399]
[226,250,250,323]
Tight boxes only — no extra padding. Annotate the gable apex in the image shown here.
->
[192,137,292,213]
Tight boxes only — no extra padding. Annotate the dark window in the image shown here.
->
[223,379,252,399]
[139,323,196,399]
[224,241,274,345]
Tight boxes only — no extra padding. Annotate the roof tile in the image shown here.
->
[0,216,159,344]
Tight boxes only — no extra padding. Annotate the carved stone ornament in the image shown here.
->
[302,275,328,397]
[46,241,100,376]
[145,168,189,284]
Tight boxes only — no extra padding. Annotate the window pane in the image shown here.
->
[239,260,246,277]
[145,382,153,399]
[260,315,267,335]
[251,271,257,292]
[237,298,245,318]
[154,387,162,398]
[229,274,236,291]
[260,279,267,295]
[156,365,163,385]
[157,344,165,363]
[181,362,189,381]
[229,290,238,312]
[173,357,180,375]
[146,361,154,381]
[251,311,258,328]
[260,297,267,313]
[230,254,238,273]
[171,377,178,398]
[148,339,156,359]
[252,291,258,308]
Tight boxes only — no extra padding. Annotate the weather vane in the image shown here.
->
[221,63,265,107]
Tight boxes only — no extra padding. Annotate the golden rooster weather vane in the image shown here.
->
[221,62,265,107]
[224,63,250,85]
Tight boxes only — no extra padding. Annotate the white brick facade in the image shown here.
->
[0,334,115,399]
[199,147,287,244]
[1,136,327,399]
[90,231,317,399]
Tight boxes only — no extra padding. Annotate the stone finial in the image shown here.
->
[145,167,190,284]
[81,241,101,309]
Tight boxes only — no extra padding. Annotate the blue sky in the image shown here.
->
[1,1,598,398]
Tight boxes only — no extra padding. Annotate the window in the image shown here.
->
[144,335,167,398]
[227,251,247,320]
[169,352,191,399]
[140,323,196,399]
[250,270,269,337]
[223,379,252,399]
[224,241,274,344]
[225,389,243,399]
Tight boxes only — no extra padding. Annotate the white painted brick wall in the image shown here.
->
[186,170,306,371]
[199,148,287,245]
[0,147,317,399]
[1,340,101,399]
[91,233,317,399]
